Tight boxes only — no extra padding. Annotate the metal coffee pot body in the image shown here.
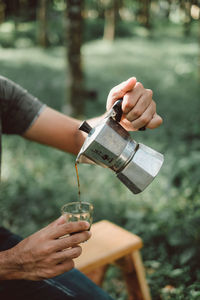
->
[76,100,164,194]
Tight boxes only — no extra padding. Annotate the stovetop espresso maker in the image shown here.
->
[76,99,164,194]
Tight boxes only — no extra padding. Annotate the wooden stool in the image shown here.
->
[74,220,151,300]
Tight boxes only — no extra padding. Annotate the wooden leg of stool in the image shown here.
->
[116,251,151,300]
[85,265,109,286]
[131,251,151,300]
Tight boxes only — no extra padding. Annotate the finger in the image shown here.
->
[53,246,82,264]
[54,230,91,251]
[46,216,66,230]
[53,259,75,277]
[106,77,137,110]
[67,230,92,247]
[56,215,67,226]
[51,221,90,239]
[125,89,153,121]
[146,113,163,129]
[122,82,149,114]
[130,102,156,130]
[45,259,75,278]
[30,217,66,241]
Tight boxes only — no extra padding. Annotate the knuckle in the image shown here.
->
[159,116,163,125]
[140,116,150,124]
[68,259,75,270]
[64,222,73,232]
[77,246,82,255]
[47,242,55,253]
[147,89,153,98]
[73,246,82,258]
[70,235,80,245]
[76,222,84,231]
[45,256,53,264]
[84,231,91,240]
[109,87,117,97]
[62,222,77,235]
[123,94,132,106]
[45,269,55,279]
[150,101,156,114]
[133,109,141,118]
[78,221,89,231]
[41,245,51,255]
[112,91,119,99]
[69,231,90,246]
[136,82,143,90]
[58,238,68,250]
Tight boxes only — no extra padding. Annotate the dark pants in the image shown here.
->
[0,227,114,300]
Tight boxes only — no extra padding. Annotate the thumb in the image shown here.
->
[106,77,137,111]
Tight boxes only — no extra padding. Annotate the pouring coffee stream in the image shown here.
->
[74,162,84,215]
[75,163,81,203]
[76,99,164,194]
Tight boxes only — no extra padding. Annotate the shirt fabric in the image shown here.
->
[0,75,44,172]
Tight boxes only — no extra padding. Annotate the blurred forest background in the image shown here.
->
[0,0,200,299]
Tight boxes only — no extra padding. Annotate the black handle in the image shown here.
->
[111,99,123,122]
[79,121,92,134]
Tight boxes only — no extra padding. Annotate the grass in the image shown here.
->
[0,23,200,299]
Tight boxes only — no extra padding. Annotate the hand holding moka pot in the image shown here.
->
[76,99,164,194]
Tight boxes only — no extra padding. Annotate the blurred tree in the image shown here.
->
[165,0,172,19]
[0,0,5,24]
[182,0,192,36]
[102,0,122,41]
[137,0,151,29]
[66,0,85,116]
[199,5,200,82]
[3,0,37,27]
[5,0,20,30]
[37,0,49,47]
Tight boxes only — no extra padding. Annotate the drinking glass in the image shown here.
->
[61,202,94,229]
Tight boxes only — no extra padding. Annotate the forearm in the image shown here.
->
[23,106,106,155]
[0,249,23,280]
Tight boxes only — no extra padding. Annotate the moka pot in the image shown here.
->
[76,99,164,194]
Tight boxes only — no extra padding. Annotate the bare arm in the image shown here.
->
[23,107,85,155]
[23,107,105,155]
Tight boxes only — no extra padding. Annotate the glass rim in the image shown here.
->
[61,201,93,213]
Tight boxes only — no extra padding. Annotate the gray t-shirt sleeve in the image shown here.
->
[0,76,45,135]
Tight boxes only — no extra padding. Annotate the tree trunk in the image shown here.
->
[103,0,119,41]
[165,0,172,19]
[0,0,5,24]
[140,0,151,29]
[144,0,151,29]
[181,0,192,36]
[13,0,20,31]
[103,7,116,41]
[198,16,200,83]
[66,0,85,116]
[37,0,49,48]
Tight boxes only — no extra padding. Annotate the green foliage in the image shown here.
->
[0,22,200,299]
